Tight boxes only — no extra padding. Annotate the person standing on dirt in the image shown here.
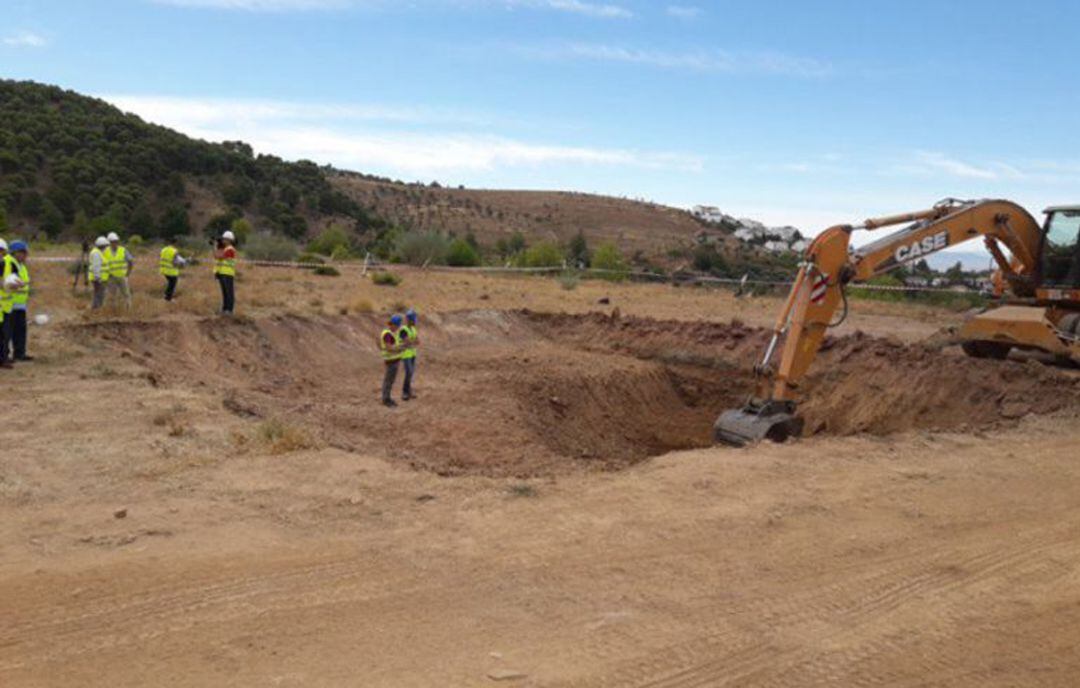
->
[88,236,109,310]
[380,314,406,407]
[213,231,238,315]
[159,240,186,302]
[103,232,133,308]
[399,308,420,401]
[7,241,32,362]
[0,239,11,369]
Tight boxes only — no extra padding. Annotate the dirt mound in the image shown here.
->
[71,310,1080,477]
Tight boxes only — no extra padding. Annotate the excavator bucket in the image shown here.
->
[714,400,804,447]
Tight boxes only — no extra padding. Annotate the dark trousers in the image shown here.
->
[164,275,178,301]
[0,315,11,364]
[10,310,27,359]
[382,360,400,402]
[402,357,416,397]
[216,274,235,313]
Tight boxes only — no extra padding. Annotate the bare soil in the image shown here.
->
[5,269,1080,687]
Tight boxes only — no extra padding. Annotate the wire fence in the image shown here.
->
[31,253,989,297]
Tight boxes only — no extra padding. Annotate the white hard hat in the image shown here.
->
[95,236,109,247]
[107,232,120,242]
[222,231,236,241]
[0,238,7,251]
[34,313,50,326]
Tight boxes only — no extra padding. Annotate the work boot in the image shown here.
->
[0,361,13,369]
[16,355,33,362]
[383,399,398,408]
[402,393,413,401]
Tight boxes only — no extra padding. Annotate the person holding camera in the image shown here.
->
[213,230,238,315]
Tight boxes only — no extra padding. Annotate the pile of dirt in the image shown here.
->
[71,310,1080,477]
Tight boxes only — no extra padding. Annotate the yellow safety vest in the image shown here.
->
[12,261,29,307]
[88,247,110,283]
[214,248,237,277]
[159,245,180,277]
[380,328,403,362]
[399,324,418,360]
[103,246,128,278]
[0,254,17,315]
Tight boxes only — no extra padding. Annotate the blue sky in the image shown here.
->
[2,0,1078,249]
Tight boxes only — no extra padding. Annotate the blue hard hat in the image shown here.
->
[390,314,403,326]
[406,308,417,322]
[9,240,27,252]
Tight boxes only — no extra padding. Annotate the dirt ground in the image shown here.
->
[3,259,1080,687]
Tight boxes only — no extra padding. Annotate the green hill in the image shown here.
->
[0,79,386,243]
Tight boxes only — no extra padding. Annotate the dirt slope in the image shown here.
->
[71,310,1080,478]
[333,174,731,257]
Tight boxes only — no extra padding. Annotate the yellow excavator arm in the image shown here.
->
[714,198,1044,446]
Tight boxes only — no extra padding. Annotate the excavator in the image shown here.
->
[714,198,1080,446]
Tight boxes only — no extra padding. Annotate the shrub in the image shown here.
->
[256,419,316,455]
[307,224,352,256]
[230,218,253,245]
[446,238,481,267]
[244,233,301,262]
[372,271,402,286]
[520,241,563,268]
[313,265,340,277]
[297,252,326,265]
[395,231,450,266]
[127,234,144,249]
[558,272,580,290]
[330,244,353,261]
[591,241,628,281]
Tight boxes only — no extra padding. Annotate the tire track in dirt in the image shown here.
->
[572,522,1080,688]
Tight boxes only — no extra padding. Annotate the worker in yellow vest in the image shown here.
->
[398,308,420,401]
[103,232,133,307]
[7,241,32,361]
[380,314,406,407]
[0,239,23,370]
[159,241,187,301]
[88,236,110,310]
[213,230,238,315]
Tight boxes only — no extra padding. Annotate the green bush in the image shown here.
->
[591,241,628,281]
[244,233,300,262]
[558,272,580,290]
[313,265,340,277]
[127,234,144,249]
[372,271,402,286]
[307,224,351,256]
[395,231,450,266]
[446,238,481,267]
[297,252,326,265]
[520,241,563,268]
[330,244,353,261]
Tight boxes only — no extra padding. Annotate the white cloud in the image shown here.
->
[151,0,632,15]
[153,0,348,8]
[523,42,832,77]
[666,5,701,19]
[2,31,48,48]
[104,95,702,176]
[897,151,1023,181]
[534,0,631,18]
[109,95,492,127]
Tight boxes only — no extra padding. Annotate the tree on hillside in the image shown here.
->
[566,229,590,268]
[591,241,628,281]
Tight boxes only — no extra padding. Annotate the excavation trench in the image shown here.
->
[77,309,1080,477]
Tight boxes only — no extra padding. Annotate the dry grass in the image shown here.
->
[254,419,318,455]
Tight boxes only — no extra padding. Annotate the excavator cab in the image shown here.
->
[1041,206,1080,289]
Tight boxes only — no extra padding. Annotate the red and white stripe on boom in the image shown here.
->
[809,273,829,304]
